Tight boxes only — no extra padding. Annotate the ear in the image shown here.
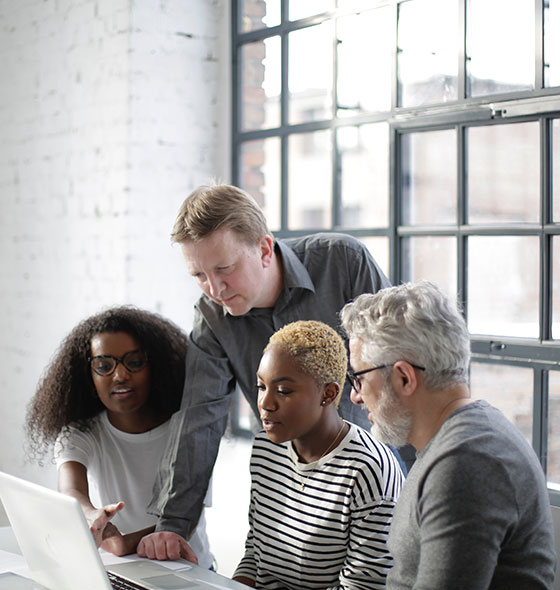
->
[259,235,275,268]
[321,382,340,406]
[391,361,419,399]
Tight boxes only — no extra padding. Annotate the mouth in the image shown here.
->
[111,387,134,398]
[220,294,238,306]
[261,418,280,431]
[362,406,374,424]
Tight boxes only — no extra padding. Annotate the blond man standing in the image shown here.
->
[144,184,393,558]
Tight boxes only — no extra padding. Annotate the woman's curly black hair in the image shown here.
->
[26,306,188,463]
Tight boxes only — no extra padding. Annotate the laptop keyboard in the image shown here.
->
[107,571,148,590]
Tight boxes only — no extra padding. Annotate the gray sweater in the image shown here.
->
[387,400,556,589]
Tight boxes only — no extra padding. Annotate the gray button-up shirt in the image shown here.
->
[149,233,392,537]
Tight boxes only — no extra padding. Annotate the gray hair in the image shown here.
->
[340,281,471,390]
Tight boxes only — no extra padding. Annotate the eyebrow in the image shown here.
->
[256,375,297,384]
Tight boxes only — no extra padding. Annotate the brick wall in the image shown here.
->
[0,0,230,496]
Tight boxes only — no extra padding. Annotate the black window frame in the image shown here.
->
[231,0,560,505]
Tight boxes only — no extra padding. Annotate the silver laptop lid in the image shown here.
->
[0,470,112,590]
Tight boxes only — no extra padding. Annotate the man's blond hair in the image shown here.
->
[171,184,271,245]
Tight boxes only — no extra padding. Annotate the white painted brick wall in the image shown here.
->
[0,0,230,504]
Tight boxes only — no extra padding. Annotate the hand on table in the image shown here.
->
[137,531,198,563]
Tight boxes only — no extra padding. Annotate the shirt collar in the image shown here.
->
[212,238,316,318]
[275,239,315,293]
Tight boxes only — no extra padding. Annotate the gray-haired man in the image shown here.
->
[341,281,556,589]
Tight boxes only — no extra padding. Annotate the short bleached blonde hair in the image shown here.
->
[266,321,347,401]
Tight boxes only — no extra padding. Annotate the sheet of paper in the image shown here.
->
[0,549,31,577]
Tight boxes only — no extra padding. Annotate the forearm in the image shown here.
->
[149,317,236,535]
[102,526,156,557]
[61,487,96,513]
[149,400,230,536]
[57,463,98,517]
[231,576,255,588]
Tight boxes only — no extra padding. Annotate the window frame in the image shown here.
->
[231,0,560,505]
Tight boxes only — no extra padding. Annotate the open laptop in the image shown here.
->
[0,471,246,590]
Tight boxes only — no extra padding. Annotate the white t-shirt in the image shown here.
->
[54,411,214,568]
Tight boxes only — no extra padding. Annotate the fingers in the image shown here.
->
[137,532,198,563]
[179,541,199,564]
[88,503,125,546]
[104,501,125,518]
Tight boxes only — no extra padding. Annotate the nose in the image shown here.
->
[350,387,363,406]
[206,274,225,299]
[258,388,277,412]
[112,361,130,381]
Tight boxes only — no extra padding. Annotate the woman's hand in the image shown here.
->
[85,501,125,548]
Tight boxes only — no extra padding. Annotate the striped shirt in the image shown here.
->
[234,423,404,589]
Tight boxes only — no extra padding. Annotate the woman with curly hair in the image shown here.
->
[26,306,214,566]
[233,320,404,590]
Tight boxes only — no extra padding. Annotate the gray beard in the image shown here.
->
[370,383,412,448]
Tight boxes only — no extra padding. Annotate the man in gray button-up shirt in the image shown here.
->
[142,184,393,559]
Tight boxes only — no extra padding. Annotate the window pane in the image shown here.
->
[289,0,334,21]
[548,371,560,487]
[239,138,282,232]
[288,130,332,229]
[397,0,458,108]
[552,236,560,340]
[468,236,539,338]
[554,119,560,223]
[466,0,534,97]
[467,123,539,224]
[361,237,389,279]
[241,37,281,131]
[402,237,457,299]
[401,129,457,225]
[288,22,334,125]
[470,363,533,445]
[340,123,389,229]
[337,8,392,115]
[544,0,560,88]
[240,0,281,32]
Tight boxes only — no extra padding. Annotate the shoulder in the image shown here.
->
[347,425,402,469]
[251,431,290,461]
[436,401,531,457]
[54,415,102,462]
[281,232,368,258]
[59,414,102,442]
[337,425,404,498]
[415,401,544,501]
[250,433,292,477]
[279,233,374,278]
[251,431,286,455]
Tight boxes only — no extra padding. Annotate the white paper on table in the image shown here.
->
[0,549,32,577]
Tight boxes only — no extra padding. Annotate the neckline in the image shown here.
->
[288,422,353,472]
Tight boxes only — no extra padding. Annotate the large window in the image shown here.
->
[232,0,560,504]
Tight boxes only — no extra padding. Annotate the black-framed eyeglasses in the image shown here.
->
[89,349,148,377]
[347,362,426,392]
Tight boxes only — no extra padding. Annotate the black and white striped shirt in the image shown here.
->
[234,423,404,589]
